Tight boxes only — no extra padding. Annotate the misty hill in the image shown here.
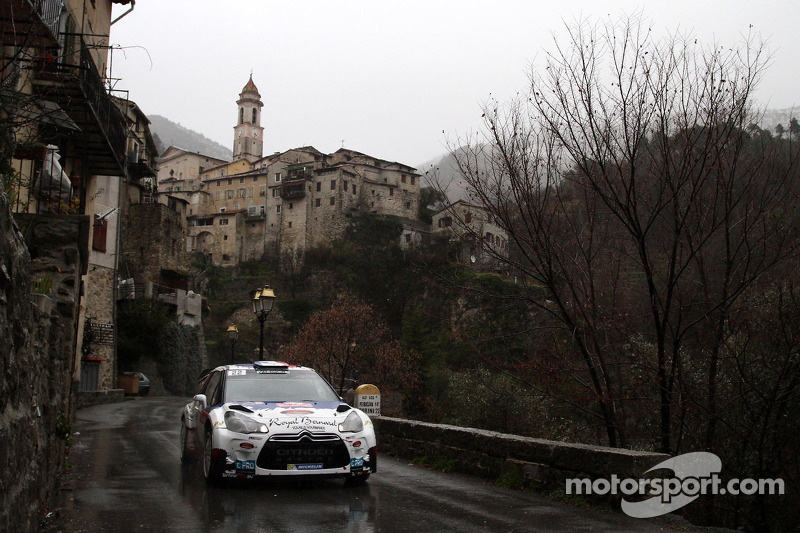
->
[420,107,800,204]
[148,115,232,161]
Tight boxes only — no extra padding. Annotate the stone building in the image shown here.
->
[431,200,510,270]
[181,76,422,265]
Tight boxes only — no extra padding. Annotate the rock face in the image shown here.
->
[0,194,87,533]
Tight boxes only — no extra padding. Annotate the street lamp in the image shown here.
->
[226,324,239,364]
[252,285,276,359]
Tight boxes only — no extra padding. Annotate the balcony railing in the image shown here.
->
[36,0,63,37]
[33,34,127,175]
[0,0,63,46]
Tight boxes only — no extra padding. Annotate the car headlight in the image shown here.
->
[338,411,363,433]
[224,411,268,434]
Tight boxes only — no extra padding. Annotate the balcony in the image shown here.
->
[280,181,306,199]
[0,0,63,47]
[127,154,157,179]
[32,35,127,176]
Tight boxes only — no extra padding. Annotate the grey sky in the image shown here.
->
[108,1,800,166]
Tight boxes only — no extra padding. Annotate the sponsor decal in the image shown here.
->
[276,448,334,457]
[288,463,324,471]
[268,417,337,430]
[281,409,315,415]
[276,402,313,408]
[350,457,364,468]
[227,369,246,376]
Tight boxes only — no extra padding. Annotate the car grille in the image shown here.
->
[257,431,350,470]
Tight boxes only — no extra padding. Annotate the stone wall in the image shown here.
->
[374,417,668,488]
[2,205,87,533]
[122,202,188,284]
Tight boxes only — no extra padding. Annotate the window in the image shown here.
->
[352,184,356,194]
[253,176,258,182]
[289,202,293,209]
[315,198,321,207]
[401,174,407,183]
[406,202,411,209]
[239,108,244,125]
[216,181,221,187]
[247,187,253,197]
[405,234,411,243]
[389,188,394,196]
[252,108,257,124]
[224,235,228,240]
[439,217,452,228]
[221,170,225,177]
[330,197,335,205]
[237,188,246,198]
[316,182,321,192]
[410,176,416,185]
[275,172,281,183]
[259,186,266,197]
[464,213,472,223]
[331,180,336,190]
[226,190,234,199]
[240,177,245,183]
[485,232,494,244]
[219,218,229,225]
[272,188,281,198]
[227,178,231,184]
[288,221,292,228]
[343,180,348,191]
[276,205,281,214]
[92,215,107,252]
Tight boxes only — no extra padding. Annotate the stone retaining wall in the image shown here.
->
[1,207,87,533]
[374,417,668,487]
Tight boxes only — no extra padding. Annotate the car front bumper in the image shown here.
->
[212,427,376,479]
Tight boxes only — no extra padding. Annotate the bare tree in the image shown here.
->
[284,293,419,396]
[440,15,800,453]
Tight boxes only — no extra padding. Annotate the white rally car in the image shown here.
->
[180,361,376,484]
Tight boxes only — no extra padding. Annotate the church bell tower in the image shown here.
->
[233,75,264,163]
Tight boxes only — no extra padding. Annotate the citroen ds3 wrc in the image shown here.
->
[180,361,376,484]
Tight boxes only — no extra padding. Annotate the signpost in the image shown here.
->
[354,384,381,416]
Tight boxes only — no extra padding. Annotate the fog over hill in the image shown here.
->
[418,108,800,204]
[149,115,232,161]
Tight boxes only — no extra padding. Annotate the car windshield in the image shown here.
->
[224,369,340,403]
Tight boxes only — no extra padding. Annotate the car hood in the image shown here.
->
[223,401,352,433]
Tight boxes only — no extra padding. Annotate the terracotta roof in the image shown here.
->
[242,75,260,96]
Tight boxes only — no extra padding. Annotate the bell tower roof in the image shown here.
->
[241,75,260,98]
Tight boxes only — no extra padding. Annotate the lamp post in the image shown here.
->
[252,285,276,359]
[226,324,239,364]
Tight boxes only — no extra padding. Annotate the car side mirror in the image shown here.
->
[193,394,207,409]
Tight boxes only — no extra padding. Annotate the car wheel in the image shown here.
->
[179,421,190,464]
[203,429,221,484]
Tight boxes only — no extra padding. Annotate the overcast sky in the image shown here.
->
[108,1,800,166]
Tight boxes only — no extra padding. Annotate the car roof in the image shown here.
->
[212,361,313,372]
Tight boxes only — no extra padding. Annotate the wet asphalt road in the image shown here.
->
[53,397,696,532]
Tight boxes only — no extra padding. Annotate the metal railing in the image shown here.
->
[35,0,64,37]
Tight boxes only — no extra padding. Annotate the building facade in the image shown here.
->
[180,77,422,266]
[431,200,510,270]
